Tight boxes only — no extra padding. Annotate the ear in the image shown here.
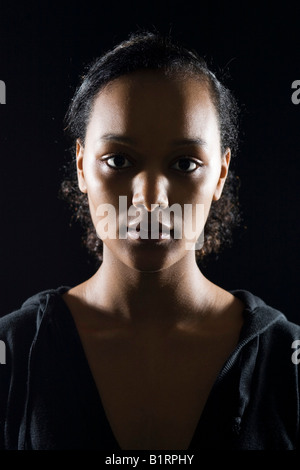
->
[76,139,88,194]
[213,148,231,201]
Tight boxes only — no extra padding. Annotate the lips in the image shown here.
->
[127,223,174,241]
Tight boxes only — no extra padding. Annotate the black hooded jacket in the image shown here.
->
[0,285,299,450]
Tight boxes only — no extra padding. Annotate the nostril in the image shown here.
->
[158,201,168,210]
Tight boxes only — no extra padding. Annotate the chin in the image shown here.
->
[120,247,182,273]
[123,256,172,273]
[103,239,191,273]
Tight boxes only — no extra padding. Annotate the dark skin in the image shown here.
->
[62,70,245,450]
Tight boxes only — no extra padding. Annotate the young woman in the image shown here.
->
[1,31,299,450]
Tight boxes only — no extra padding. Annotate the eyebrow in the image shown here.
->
[171,137,207,147]
[99,134,135,145]
[99,134,207,147]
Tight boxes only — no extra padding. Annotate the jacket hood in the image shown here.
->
[21,286,72,330]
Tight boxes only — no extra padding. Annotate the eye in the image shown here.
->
[171,158,199,173]
[105,154,133,169]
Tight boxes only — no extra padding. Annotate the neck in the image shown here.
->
[82,247,216,327]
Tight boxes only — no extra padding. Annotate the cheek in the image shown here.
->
[198,164,221,200]
[196,184,216,218]
[179,172,219,239]
[84,162,116,208]
[183,171,219,208]
[84,173,129,241]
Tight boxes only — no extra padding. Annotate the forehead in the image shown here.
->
[87,70,219,141]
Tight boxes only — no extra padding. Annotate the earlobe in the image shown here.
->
[212,148,231,201]
[76,139,88,194]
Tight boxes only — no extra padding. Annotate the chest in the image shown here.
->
[78,332,237,450]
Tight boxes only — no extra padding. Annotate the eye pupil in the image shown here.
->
[178,158,190,171]
[113,155,126,167]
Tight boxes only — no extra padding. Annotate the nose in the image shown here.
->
[132,171,169,211]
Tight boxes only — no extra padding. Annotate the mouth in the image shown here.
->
[127,223,174,242]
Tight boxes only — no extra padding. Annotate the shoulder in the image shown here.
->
[231,288,300,336]
[0,285,72,408]
[230,289,300,371]
[230,289,300,381]
[0,286,71,448]
[0,286,72,356]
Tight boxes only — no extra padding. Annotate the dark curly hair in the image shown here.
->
[59,29,242,266]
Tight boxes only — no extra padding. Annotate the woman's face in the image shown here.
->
[76,70,230,272]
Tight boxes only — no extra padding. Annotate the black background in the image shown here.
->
[0,2,299,321]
